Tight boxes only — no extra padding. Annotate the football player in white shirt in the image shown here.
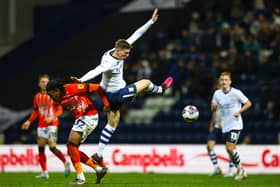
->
[207,91,234,177]
[71,8,173,166]
[211,72,252,181]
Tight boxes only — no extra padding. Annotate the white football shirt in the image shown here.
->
[212,87,249,133]
[80,19,154,93]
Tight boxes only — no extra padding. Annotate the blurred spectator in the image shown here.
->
[272,8,280,25]
[197,26,217,53]
[242,34,260,72]
[257,23,274,49]
[159,48,172,61]
[123,63,136,84]
[189,12,200,33]
[168,57,188,96]
[232,23,245,53]
[242,135,252,144]
[250,13,266,35]
[187,59,214,99]
[176,27,196,52]
[136,60,152,80]
[230,0,246,19]
[210,54,222,77]
[243,34,260,55]
[243,11,255,34]
[217,22,231,51]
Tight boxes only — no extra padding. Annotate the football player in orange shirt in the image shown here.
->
[46,79,110,185]
[21,74,70,179]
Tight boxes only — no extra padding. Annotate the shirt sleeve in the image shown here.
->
[236,90,249,104]
[28,96,38,123]
[211,91,218,105]
[33,95,38,110]
[64,83,88,95]
[28,110,38,123]
[79,65,106,82]
[79,51,116,82]
[126,19,154,45]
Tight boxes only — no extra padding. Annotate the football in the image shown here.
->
[182,105,199,122]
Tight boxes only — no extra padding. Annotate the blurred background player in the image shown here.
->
[207,81,234,177]
[46,79,110,185]
[211,72,252,181]
[71,8,172,166]
[21,74,70,179]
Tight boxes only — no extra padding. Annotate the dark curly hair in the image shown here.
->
[46,78,66,92]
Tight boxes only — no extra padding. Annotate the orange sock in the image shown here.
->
[79,151,98,169]
[86,158,98,169]
[67,144,83,174]
[74,162,83,174]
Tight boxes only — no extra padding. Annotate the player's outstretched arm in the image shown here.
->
[126,8,159,45]
[71,64,107,83]
[70,76,82,83]
[21,110,38,130]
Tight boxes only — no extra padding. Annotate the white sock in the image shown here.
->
[148,82,162,94]
[95,166,102,172]
[97,124,116,157]
[209,150,219,169]
[77,172,85,181]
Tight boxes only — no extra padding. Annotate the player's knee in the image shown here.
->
[113,122,119,128]
[48,141,56,147]
[67,141,79,147]
[38,146,45,153]
[206,145,212,152]
[226,144,235,153]
[226,147,232,153]
[66,141,79,155]
[114,119,120,126]
[108,119,119,128]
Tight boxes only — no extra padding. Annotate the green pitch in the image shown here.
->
[0,173,279,187]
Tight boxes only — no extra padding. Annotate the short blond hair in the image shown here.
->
[115,39,132,50]
[220,72,231,79]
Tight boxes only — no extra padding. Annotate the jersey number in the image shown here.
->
[112,67,121,73]
[230,132,239,141]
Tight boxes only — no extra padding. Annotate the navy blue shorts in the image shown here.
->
[207,127,222,142]
[223,130,241,144]
[94,84,137,111]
